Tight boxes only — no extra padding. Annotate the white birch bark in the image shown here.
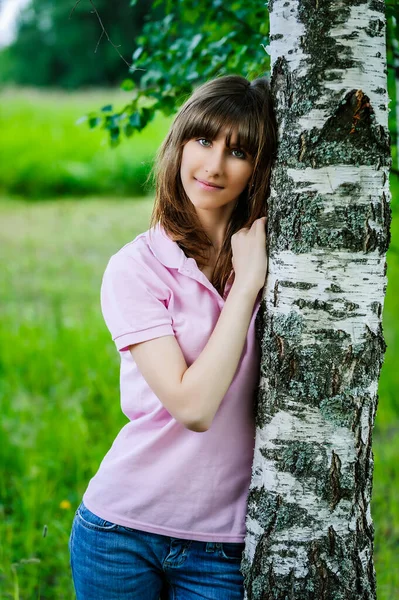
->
[243,1,391,598]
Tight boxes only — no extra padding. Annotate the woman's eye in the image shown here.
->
[197,138,212,147]
[231,148,246,159]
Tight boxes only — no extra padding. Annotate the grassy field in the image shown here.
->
[0,182,398,598]
[0,87,171,198]
[0,197,153,598]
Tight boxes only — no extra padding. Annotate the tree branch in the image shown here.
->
[69,0,82,19]
[69,0,131,68]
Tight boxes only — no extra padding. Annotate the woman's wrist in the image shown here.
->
[230,278,263,302]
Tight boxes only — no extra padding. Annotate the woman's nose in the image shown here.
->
[204,146,225,176]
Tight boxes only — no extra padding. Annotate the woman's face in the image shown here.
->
[180,128,254,215]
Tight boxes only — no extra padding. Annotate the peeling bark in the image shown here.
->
[243,1,391,598]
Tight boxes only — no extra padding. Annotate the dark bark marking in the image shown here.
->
[280,280,316,289]
[293,297,361,319]
[343,344,353,365]
[320,392,358,428]
[255,308,385,429]
[327,525,336,555]
[296,89,390,169]
[329,450,343,510]
[277,335,285,358]
[349,90,371,134]
[289,356,298,378]
[370,301,381,317]
[351,323,386,388]
[365,18,385,37]
[331,368,340,395]
[273,279,279,306]
[325,283,343,293]
[269,167,391,254]
[247,488,283,536]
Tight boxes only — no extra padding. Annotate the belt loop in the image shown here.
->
[205,542,216,553]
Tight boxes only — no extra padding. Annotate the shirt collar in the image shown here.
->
[146,222,234,299]
[146,223,187,269]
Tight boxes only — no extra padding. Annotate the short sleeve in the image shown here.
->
[100,252,175,352]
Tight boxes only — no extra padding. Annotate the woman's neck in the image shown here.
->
[195,203,235,252]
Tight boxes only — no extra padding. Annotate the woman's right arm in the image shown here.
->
[129,217,267,433]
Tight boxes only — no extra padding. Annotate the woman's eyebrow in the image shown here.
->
[227,139,250,152]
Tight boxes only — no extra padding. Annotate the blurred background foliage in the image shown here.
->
[0,0,154,88]
[0,0,398,598]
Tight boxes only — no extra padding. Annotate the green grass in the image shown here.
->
[0,197,153,598]
[372,176,399,595]
[0,88,171,198]
[0,180,398,598]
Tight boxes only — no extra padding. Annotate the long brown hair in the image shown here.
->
[149,74,277,296]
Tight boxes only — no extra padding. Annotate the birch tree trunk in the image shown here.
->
[242,1,391,598]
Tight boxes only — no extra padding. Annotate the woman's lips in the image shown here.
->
[195,178,224,190]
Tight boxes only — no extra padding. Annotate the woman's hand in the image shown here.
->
[231,216,268,294]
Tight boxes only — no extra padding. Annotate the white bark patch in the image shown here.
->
[366,503,373,527]
[359,546,372,572]
[360,404,371,445]
[286,164,387,235]
[269,1,306,72]
[252,408,356,501]
[287,164,384,196]
[264,249,386,344]
[268,0,306,143]
[245,404,358,568]
[323,4,389,128]
[270,0,388,129]
[268,544,310,577]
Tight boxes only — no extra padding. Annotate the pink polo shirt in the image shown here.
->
[83,223,261,542]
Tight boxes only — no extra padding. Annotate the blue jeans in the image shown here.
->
[69,502,245,599]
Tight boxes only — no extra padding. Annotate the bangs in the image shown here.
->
[177,96,261,157]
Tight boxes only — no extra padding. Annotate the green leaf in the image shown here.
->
[159,95,178,116]
[88,116,101,129]
[110,126,120,141]
[188,33,203,53]
[139,107,153,130]
[124,124,134,137]
[129,112,141,128]
[132,46,143,61]
[121,79,135,91]
[101,105,113,112]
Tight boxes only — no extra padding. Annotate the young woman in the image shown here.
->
[69,74,277,599]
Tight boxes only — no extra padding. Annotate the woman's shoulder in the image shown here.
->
[110,223,183,272]
[101,226,179,301]
[106,228,159,274]
[113,229,150,260]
